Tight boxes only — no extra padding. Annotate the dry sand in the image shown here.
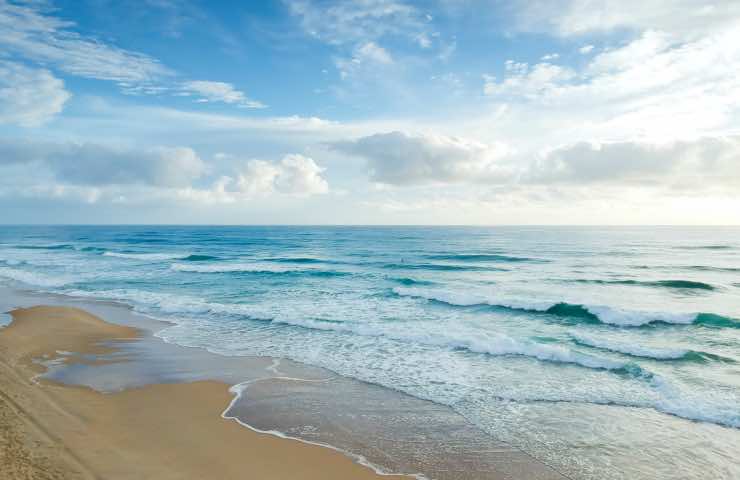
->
[0,305,408,479]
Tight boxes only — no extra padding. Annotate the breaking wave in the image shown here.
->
[392,287,739,328]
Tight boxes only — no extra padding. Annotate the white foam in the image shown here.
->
[270,316,627,371]
[103,251,189,261]
[585,305,696,327]
[650,376,740,428]
[171,262,312,273]
[0,266,72,287]
[393,286,698,327]
[571,332,689,359]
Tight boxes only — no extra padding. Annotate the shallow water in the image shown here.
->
[1,225,739,479]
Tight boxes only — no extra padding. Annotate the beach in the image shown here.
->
[0,305,408,480]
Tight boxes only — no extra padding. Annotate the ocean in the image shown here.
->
[0,225,738,479]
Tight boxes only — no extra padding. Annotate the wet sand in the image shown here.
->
[0,305,408,480]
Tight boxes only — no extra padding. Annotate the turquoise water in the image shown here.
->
[1,226,739,479]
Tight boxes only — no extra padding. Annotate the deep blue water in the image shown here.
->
[1,225,739,479]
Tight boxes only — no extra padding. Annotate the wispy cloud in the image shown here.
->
[0,0,172,83]
[286,0,429,46]
[180,81,267,109]
[0,0,266,110]
[0,60,70,126]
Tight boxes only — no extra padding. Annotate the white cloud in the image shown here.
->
[180,81,267,108]
[236,154,329,195]
[526,136,740,189]
[287,0,428,46]
[0,0,171,83]
[477,25,740,144]
[0,60,70,126]
[0,1,266,109]
[330,131,512,185]
[511,0,740,40]
[328,130,740,192]
[483,60,575,99]
[0,138,206,187]
[541,53,559,61]
[578,44,594,54]
[335,41,394,79]
[355,41,393,64]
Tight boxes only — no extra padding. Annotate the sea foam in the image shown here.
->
[392,286,730,327]
[103,251,190,261]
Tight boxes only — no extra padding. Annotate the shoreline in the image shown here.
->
[0,304,410,479]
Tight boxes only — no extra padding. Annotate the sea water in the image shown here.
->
[0,225,738,479]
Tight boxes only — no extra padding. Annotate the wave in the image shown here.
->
[60,288,264,320]
[631,265,740,273]
[392,287,739,328]
[568,279,716,291]
[103,251,190,261]
[182,254,221,262]
[58,286,637,374]
[170,262,348,277]
[13,243,75,250]
[424,254,545,263]
[268,316,639,374]
[380,262,506,272]
[391,277,435,286]
[573,333,735,363]
[263,257,340,265]
[675,245,733,250]
[0,266,73,287]
[571,333,690,360]
[78,246,107,253]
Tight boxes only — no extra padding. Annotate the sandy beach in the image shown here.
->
[0,305,407,480]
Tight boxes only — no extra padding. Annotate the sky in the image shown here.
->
[1,0,739,225]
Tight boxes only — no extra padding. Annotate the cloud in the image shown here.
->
[335,41,394,79]
[483,60,575,98]
[0,60,70,126]
[330,131,512,185]
[0,138,206,187]
[235,154,329,195]
[578,44,594,54]
[180,81,267,109]
[510,0,740,39]
[329,130,740,192]
[0,1,266,108]
[0,0,171,83]
[478,25,740,144]
[526,136,740,188]
[286,0,428,46]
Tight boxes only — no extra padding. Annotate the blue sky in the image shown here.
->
[1,0,740,224]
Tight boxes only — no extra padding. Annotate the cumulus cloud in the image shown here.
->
[235,154,329,195]
[330,131,512,185]
[0,138,206,187]
[180,81,267,109]
[329,130,740,191]
[526,136,740,188]
[0,61,71,126]
[480,24,740,144]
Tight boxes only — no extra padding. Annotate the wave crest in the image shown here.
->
[393,287,739,328]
